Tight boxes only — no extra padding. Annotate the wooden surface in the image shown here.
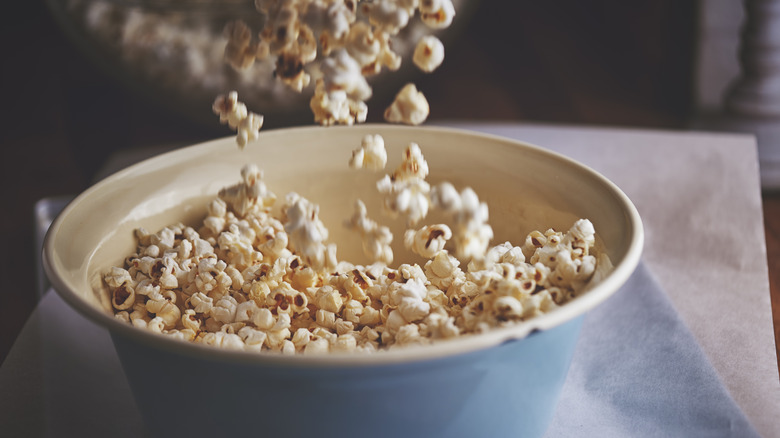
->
[762,194,780,375]
[7,0,778,379]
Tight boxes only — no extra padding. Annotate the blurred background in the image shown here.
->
[3,0,766,364]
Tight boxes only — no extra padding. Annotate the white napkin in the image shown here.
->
[0,263,758,437]
[547,263,759,437]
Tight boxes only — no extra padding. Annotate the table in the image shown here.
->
[1,122,777,437]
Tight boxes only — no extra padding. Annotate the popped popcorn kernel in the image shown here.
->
[344,22,381,70]
[212,91,263,148]
[237,112,264,148]
[419,0,456,29]
[344,199,393,264]
[223,20,264,70]
[365,0,411,36]
[432,184,493,262]
[218,164,276,217]
[384,83,430,125]
[105,267,132,289]
[111,283,135,311]
[321,49,372,102]
[310,80,364,126]
[413,35,445,73]
[404,224,451,259]
[282,192,335,270]
[349,134,387,171]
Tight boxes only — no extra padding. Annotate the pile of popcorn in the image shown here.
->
[104,134,608,354]
[214,0,454,145]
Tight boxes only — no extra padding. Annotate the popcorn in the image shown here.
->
[213,295,239,324]
[212,91,263,148]
[365,0,411,36]
[252,307,275,330]
[384,83,430,125]
[321,49,373,102]
[424,250,462,290]
[237,113,264,148]
[310,1,356,55]
[423,312,459,338]
[342,298,365,323]
[266,327,292,350]
[395,324,424,345]
[344,22,381,70]
[182,309,201,332]
[332,334,358,352]
[114,311,130,323]
[419,0,456,29]
[238,326,267,352]
[275,51,311,92]
[146,317,165,333]
[146,290,181,329]
[392,279,430,322]
[372,141,433,226]
[105,267,132,289]
[376,176,430,227]
[335,318,355,335]
[290,327,310,347]
[282,340,297,354]
[345,200,394,264]
[218,164,276,217]
[267,1,299,54]
[349,134,388,171]
[492,296,524,322]
[189,292,214,314]
[282,192,336,270]
[394,143,429,181]
[404,224,451,259]
[413,36,445,73]
[223,20,266,70]
[213,91,247,129]
[111,283,135,311]
[313,285,343,314]
[107,153,608,354]
[304,338,330,354]
[309,78,368,126]
[564,218,596,251]
[201,331,245,350]
[431,185,493,261]
[315,309,337,329]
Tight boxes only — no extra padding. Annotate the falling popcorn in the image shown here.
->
[413,36,445,73]
[384,83,430,125]
[212,91,264,148]
[214,0,457,129]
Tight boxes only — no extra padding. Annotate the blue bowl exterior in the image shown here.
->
[111,315,583,438]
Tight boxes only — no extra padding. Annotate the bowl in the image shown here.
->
[43,124,643,437]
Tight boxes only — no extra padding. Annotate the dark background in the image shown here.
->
[0,0,701,364]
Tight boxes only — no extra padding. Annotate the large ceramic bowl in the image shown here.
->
[43,124,643,438]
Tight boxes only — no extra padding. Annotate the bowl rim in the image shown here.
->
[43,124,644,368]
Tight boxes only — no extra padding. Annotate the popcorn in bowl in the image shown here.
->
[104,134,609,354]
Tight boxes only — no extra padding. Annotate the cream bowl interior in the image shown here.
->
[43,124,643,366]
